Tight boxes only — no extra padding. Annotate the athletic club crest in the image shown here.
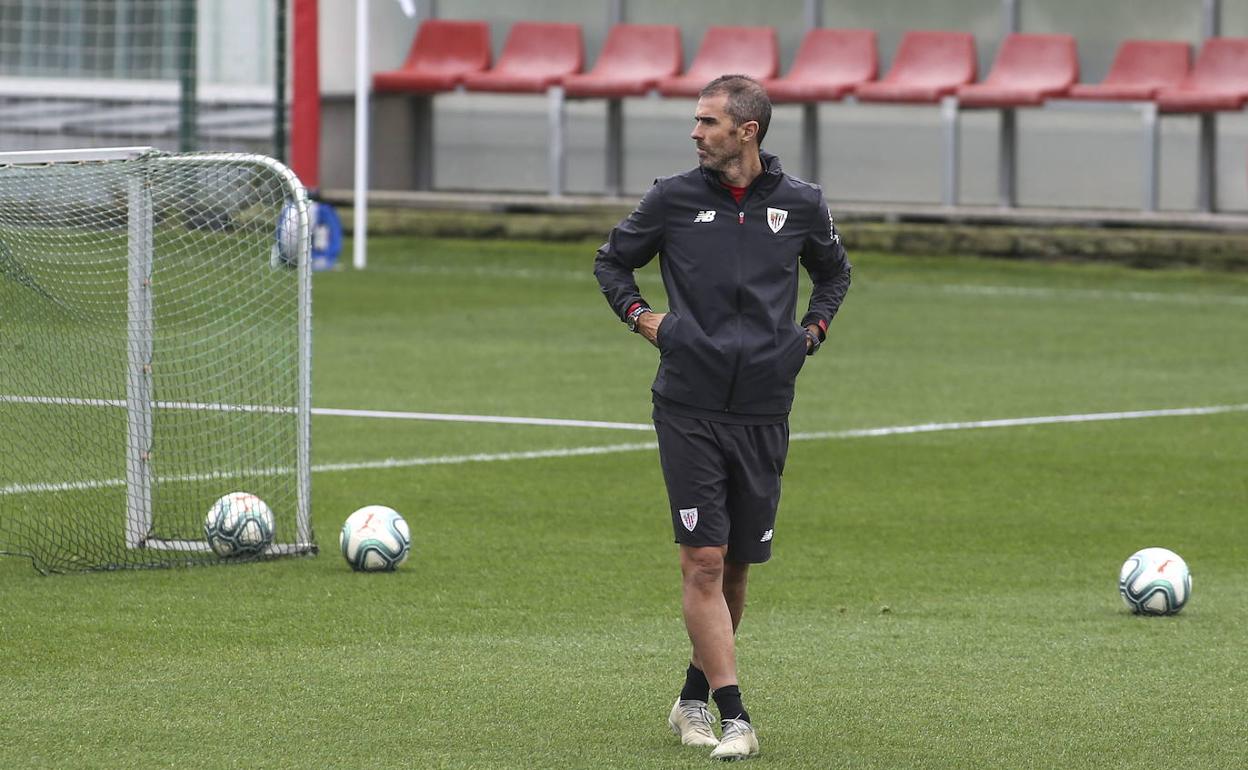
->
[766,207,788,234]
[679,507,699,532]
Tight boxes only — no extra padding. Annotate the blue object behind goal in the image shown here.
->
[310,201,343,271]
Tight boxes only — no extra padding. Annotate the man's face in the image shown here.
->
[691,93,741,172]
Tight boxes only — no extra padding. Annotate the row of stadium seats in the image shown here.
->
[375,21,1248,110]
[373,20,1248,209]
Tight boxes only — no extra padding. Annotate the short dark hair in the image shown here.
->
[699,75,772,146]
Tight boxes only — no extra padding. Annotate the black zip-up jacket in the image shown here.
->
[594,151,851,418]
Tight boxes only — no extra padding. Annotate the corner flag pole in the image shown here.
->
[353,0,370,269]
[352,1,418,271]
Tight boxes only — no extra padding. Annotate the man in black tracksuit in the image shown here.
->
[594,75,851,760]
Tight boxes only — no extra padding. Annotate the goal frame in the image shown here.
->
[0,146,314,559]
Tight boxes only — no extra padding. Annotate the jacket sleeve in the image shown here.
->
[594,181,665,320]
[799,191,852,332]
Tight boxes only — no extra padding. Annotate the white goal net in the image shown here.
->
[0,146,313,573]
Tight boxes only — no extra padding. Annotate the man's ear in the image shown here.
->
[738,120,759,145]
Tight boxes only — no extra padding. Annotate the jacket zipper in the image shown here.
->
[722,187,751,411]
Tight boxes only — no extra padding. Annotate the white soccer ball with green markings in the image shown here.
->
[204,492,275,557]
[340,505,411,572]
[1119,547,1191,615]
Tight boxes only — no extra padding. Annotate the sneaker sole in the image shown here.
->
[710,739,759,761]
[668,718,718,748]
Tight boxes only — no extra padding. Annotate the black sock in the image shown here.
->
[680,663,710,702]
[712,684,750,724]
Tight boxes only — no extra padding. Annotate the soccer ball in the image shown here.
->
[204,492,275,557]
[1119,547,1191,615]
[340,505,411,572]
[270,199,301,268]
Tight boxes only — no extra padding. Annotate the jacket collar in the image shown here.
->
[699,150,784,195]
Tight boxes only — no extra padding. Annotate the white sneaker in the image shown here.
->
[668,698,718,747]
[710,718,759,761]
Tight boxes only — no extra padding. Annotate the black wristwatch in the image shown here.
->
[804,328,822,356]
[626,305,652,333]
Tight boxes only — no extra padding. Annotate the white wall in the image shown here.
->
[200,0,277,87]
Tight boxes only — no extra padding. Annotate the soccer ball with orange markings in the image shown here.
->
[204,492,275,557]
[1119,547,1191,616]
[340,505,411,572]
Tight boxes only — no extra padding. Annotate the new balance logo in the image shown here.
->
[693,210,716,223]
[760,529,773,543]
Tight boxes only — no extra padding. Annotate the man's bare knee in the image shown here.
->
[681,546,726,592]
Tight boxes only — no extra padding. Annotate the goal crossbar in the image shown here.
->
[0,146,156,165]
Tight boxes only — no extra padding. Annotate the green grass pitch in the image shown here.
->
[2,236,1246,768]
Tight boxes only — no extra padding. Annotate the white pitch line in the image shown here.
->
[0,395,127,409]
[312,441,660,473]
[0,395,650,431]
[0,442,661,496]
[0,466,292,497]
[4,403,1244,496]
[310,407,652,431]
[0,394,295,415]
[316,403,1248,475]
[791,403,1248,441]
[930,283,1248,307]
[0,478,126,495]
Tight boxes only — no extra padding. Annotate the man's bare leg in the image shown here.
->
[681,548,759,760]
[668,545,733,747]
[690,558,749,672]
[722,559,750,632]
[681,545,736,689]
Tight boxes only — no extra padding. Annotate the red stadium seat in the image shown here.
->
[1067,40,1189,101]
[561,25,682,196]
[1057,40,1187,212]
[656,26,779,98]
[372,19,491,94]
[956,34,1078,107]
[562,24,682,98]
[1155,37,1248,112]
[854,30,976,103]
[950,34,1077,208]
[462,21,584,93]
[762,29,877,102]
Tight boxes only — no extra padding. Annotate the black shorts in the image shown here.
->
[653,407,789,564]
